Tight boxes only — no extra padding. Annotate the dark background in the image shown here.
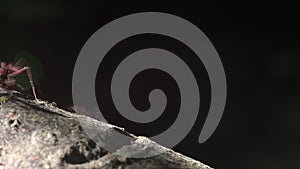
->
[1,1,299,169]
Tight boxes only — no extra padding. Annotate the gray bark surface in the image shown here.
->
[0,89,213,169]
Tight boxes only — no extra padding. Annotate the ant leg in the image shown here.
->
[7,66,28,77]
[26,68,38,100]
[8,66,38,100]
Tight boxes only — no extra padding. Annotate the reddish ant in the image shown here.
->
[0,61,38,100]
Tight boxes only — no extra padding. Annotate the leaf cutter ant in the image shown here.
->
[0,61,38,100]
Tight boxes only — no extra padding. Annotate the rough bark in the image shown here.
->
[0,88,213,169]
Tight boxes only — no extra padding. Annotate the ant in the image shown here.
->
[0,62,38,100]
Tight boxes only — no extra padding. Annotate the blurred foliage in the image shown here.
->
[0,96,10,104]
[12,51,44,90]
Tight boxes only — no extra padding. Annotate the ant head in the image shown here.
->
[0,62,6,68]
